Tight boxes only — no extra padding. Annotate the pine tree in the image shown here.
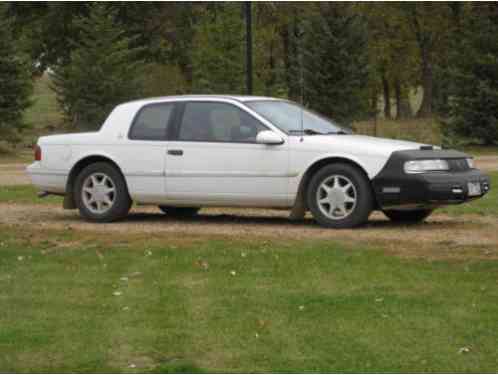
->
[191,4,245,94]
[0,5,33,142]
[52,4,144,130]
[448,4,498,144]
[297,4,370,123]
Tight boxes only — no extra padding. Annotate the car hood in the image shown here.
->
[301,134,435,156]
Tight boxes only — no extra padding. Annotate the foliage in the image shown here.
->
[5,2,498,140]
[447,4,498,145]
[300,3,370,122]
[0,5,33,143]
[51,4,144,130]
[191,3,245,94]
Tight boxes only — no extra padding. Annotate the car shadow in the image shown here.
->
[97,210,468,230]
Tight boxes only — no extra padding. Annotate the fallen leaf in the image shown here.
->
[113,291,122,296]
[258,319,268,328]
[195,259,209,270]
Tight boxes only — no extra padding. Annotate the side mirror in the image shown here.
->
[256,130,284,145]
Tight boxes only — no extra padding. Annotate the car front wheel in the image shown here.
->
[383,209,433,223]
[74,162,131,222]
[307,163,374,228]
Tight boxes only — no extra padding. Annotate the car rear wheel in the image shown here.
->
[383,209,433,223]
[307,163,373,228]
[158,206,200,217]
[74,162,131,222]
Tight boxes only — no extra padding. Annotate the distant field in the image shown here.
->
[353,118,442,145]
[21,73,64,146]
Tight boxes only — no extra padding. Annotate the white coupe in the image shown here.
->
[27,95,490,228]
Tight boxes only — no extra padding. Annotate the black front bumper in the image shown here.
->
[372,149,491,210]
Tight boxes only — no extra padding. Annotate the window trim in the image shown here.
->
[172,100,273,144]
[128,102,178,141]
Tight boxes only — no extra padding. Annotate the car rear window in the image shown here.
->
[129,103,175,141]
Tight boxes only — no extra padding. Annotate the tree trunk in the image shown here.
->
[395,79,412,119]
[417,49,433,117]
[382,74,392,119]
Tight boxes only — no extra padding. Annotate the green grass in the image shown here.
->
[440,172,498,217]
[24,73,63,132]
[0,225,497,373]
[0,185,62,205]
[353,118,442,145]
[462,145,498,157]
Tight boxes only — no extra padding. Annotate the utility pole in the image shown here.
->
[245,2,253,95]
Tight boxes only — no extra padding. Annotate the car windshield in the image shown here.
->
[245,100,350,135]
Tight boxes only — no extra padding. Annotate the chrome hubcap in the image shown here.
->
[316,175,357,220]
[82,173,116,214]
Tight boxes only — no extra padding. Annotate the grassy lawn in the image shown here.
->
[462,145,498,157]
[0,185,62,205]
[23,74,63,135]
[1,224,497,373]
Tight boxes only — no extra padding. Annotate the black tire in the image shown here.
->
[383,209,433,223]
[307,163,374,228]
[74,162,131,222]
[158,206,200,217]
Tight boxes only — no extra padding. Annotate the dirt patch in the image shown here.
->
[0,163,30,186]
[475,156,498,172]
[1,203,497,260]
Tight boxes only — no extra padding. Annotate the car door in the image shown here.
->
[164,100,291,206]
[117,102,177,202]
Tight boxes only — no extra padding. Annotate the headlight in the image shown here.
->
[404,159,449,174]
[466,158,475,169]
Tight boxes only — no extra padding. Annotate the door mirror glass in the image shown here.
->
[256,130,284,145]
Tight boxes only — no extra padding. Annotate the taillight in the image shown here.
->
[34,145,42,161]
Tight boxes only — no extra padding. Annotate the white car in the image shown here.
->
[27,95,490,228]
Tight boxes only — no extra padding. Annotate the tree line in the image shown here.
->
[1,2,497,144]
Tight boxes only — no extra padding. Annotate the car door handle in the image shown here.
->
[167,149,183,156]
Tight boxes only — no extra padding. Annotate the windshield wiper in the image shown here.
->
[326,130,349,135]
[289,129,325,135]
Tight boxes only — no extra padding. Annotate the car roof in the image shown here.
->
[120,95,282,107]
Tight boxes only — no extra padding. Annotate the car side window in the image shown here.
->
[129,103,175,141]
[178,102,267,143]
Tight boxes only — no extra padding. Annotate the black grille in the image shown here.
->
[448,158,469,172]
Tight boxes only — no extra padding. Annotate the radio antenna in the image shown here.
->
[296,23,305,142]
